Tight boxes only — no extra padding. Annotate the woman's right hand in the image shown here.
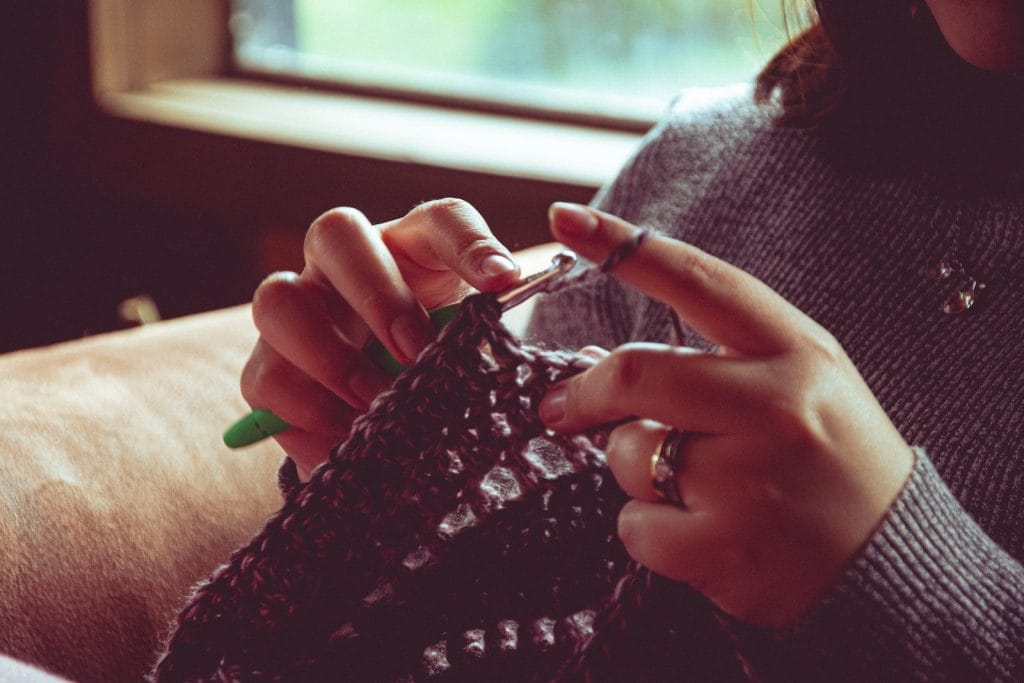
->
[241,198,521,478]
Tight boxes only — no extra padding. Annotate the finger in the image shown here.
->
[275,432,346,482]
[567,346,609,372]
[605,419,672,502]
[539,343,763,433]
[299,264,372,347]
[578,345,610,361]
[304,207,437,366]
[606,421,747,508]
[381,198,521,295]
[251,271,390,410]
[617,499,704,584]
[240,338,362,435]
[548,202,814,356]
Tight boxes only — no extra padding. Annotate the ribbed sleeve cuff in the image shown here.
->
[732,448,1024,682]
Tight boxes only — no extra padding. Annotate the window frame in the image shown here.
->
[227,61,657,134]
[87,0,644,191]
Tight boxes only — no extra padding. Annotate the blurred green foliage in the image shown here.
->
[246,1,793,111]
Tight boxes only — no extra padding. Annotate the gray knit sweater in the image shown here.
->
[527,89,1024,681]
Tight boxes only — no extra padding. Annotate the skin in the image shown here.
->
[244,200,914,627]
[241,8,1019,627]
[537,205,913,627]
[243,199,521,477]
[923,0,1024,72]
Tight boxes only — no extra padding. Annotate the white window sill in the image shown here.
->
[97,78,646,188]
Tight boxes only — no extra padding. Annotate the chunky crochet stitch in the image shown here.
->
[154,288,744,682]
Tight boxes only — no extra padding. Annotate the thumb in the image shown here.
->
[383,198,521,293]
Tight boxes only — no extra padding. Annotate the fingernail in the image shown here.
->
[480,253,517,277]
[579,345,610,361]
[391,313,435,364]
[539,383,568,424]
[349,369,387,407]
[550,202,598,239]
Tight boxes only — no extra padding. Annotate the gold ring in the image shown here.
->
[649,429,688,508]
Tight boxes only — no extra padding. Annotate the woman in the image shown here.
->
[242,1,1024,678]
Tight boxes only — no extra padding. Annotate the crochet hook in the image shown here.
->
[223,251,578,448]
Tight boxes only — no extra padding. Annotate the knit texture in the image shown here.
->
[154,293,746,682]
[527,88,1024,680]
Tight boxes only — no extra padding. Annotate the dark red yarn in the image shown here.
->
[154,291,746,682]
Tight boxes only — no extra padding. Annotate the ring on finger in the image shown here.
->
[649,428,690,508]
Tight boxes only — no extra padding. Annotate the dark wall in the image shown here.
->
[0,3,595,353]
[1,3,247,351]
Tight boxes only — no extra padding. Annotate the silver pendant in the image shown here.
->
[936,258,984,315]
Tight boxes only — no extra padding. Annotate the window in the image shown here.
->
[88,0,794,210]
[231,0,789,127]
[77,0,796,346]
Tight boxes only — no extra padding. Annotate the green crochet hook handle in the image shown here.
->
[223,251,578,449]
[223,303,460,448]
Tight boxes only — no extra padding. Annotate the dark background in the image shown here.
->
[0,3,593,353]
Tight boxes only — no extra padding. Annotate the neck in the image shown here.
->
[823,14,1024,187]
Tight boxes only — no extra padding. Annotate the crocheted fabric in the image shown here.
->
[154,292,745,682]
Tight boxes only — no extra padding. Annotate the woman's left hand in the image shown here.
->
[539,203,915,628]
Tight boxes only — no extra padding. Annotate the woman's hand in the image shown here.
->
[538,203,915,628]
[241,199,521,478]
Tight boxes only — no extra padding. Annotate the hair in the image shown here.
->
[755,0,942,128]
[756,2,1023,191]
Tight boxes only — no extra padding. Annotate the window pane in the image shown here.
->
[231,0,789,122]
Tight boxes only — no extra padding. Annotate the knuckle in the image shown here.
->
[758,383,817,445]
[800,325,846,366]
[760,373,831,452]
[417,197,476,224]
[676,247,722,290]
[239,355,269,406]
[756,332,850,446]
[605,344,650,393]
[250,271,300,331]
[239,355,349,433]
[415,198,493,254]
[305,207,368,258]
